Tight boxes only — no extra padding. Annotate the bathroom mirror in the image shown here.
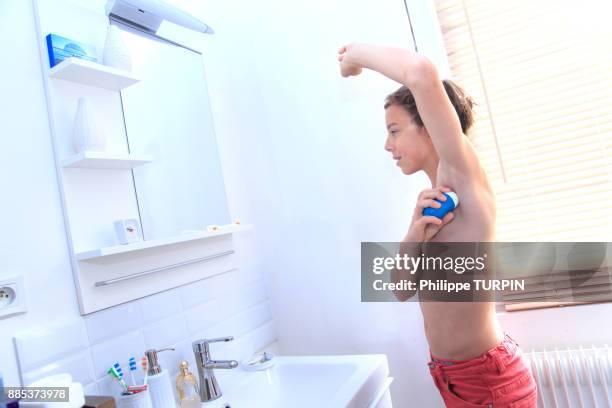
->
[34,0,239,314]
[118,24,231,241]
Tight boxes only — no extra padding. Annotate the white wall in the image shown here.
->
[2,0,612,407]
[0,0,275,394]
[0,0,77,386]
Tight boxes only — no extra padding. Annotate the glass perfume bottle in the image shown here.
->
[176,361,201,408]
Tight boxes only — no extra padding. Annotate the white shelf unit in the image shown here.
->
[75,224,253,261]
[61,151,153,169]
[49,57,140,90]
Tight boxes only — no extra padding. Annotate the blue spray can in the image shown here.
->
[423,192,459,219]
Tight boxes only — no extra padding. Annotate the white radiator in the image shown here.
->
[524,346,612,407]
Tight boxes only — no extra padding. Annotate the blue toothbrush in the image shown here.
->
[128,357,137,386]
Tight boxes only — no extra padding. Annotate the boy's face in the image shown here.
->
[384,104,435,175]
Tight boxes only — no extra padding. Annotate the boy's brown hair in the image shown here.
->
[384,79,476,135]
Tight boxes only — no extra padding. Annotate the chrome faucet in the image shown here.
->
[192,336,239,402]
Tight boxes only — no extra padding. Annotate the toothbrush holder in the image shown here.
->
[117,390,153,408]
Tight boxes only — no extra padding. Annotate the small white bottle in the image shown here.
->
[145,348,177,408]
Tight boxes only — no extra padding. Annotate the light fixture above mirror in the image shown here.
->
[105,0,214,35]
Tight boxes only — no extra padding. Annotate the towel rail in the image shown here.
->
[94,250,235,287]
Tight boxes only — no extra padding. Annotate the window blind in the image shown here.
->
[433,0,612,242]
[500,267,612,311]
[432,0,612,309]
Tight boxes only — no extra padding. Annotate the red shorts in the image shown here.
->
[428,333,537,407]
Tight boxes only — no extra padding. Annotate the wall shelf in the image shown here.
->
[75,224,253,261]
[49,58,141,90]
[61,151,153,169]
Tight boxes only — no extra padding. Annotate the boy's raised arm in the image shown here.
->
[338,43,472,173]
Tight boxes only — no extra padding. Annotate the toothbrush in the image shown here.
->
[141,356,149,386]
[107,366,129,391]
[128,357,137,386]
[113,362,124,379]
[127,384,148,393]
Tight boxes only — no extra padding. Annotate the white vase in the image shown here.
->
[72,98,106,153]
[103,25,132,71]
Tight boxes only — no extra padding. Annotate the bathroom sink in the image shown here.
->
[202,354,391,408]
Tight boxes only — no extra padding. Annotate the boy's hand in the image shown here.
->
[338,44,363,77]
[404,187,454,242]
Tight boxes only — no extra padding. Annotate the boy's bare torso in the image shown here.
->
[421,139,503,360]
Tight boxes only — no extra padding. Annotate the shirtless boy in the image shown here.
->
[338,43,537,407]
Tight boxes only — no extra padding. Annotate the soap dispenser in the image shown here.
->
[176,361,201,408]
[144,348,176,408]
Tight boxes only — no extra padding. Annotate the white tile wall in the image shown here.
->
[13,318,90,372]
[20,350,95,387]
[85,303,142,344]
[139,290,183,325]
[13,268,277,401]
[89,330,146,379]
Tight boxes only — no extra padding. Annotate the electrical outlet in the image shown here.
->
[0,274,27,318]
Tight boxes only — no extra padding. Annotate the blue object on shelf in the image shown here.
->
[46,33,97,68]
[423,192,459,219]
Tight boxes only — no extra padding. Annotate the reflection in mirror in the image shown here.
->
[118,26,230,241]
